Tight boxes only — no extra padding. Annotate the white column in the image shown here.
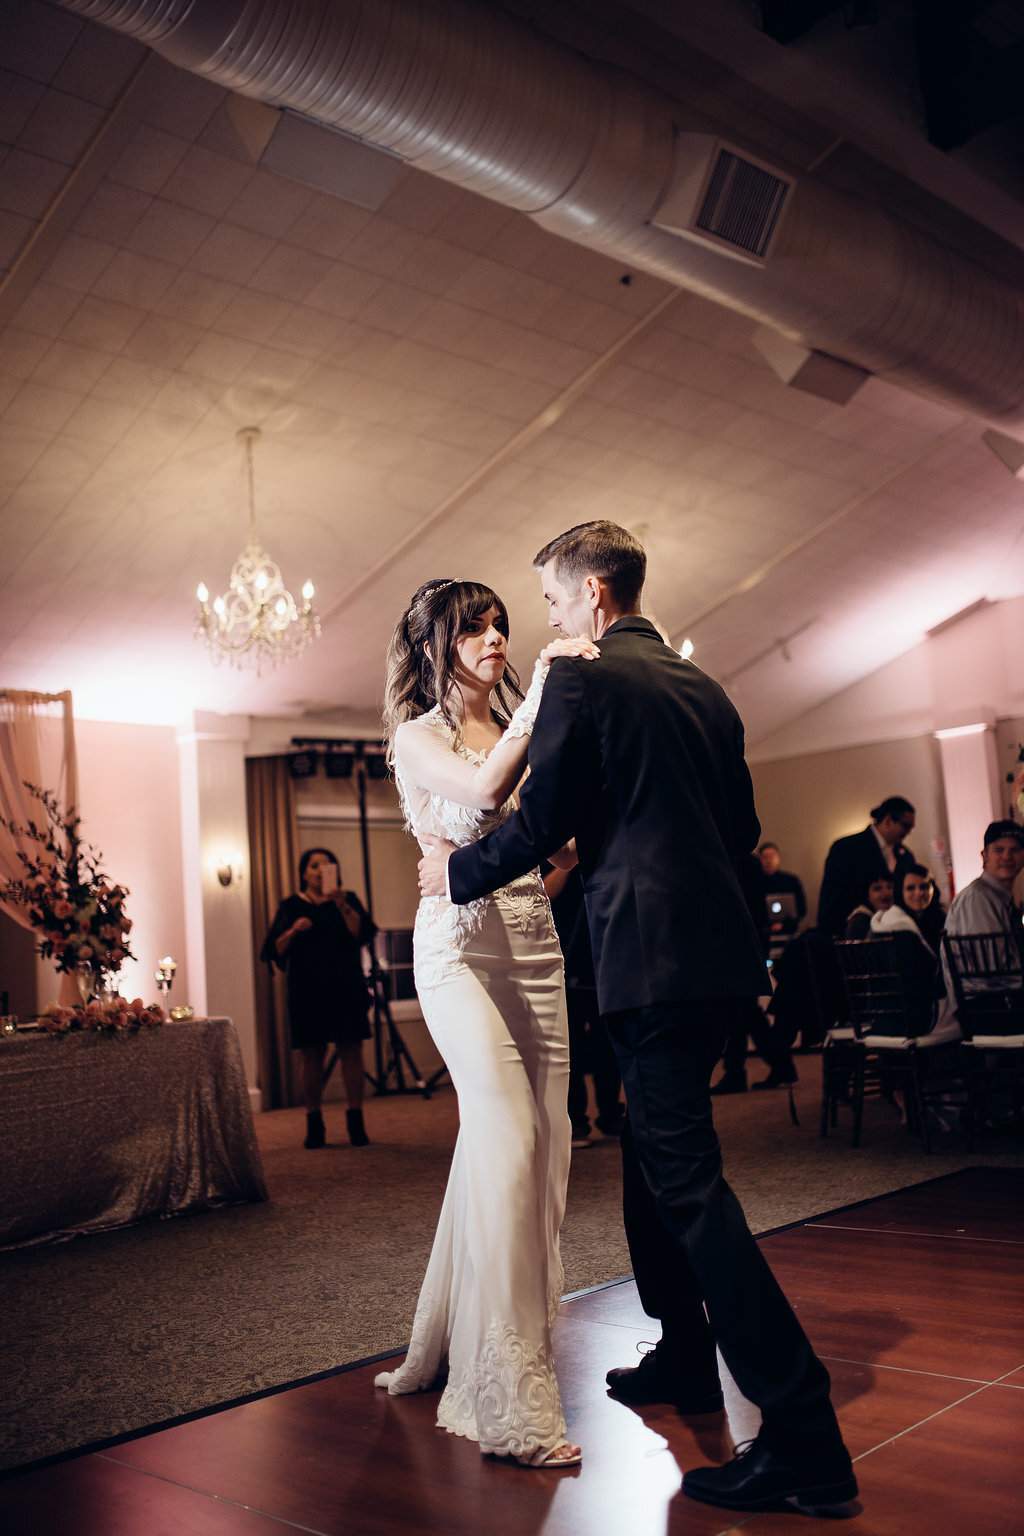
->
[935,725,1002,895]
[176,713,259,1108]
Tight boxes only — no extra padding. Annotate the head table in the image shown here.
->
[0,1017,268,1249]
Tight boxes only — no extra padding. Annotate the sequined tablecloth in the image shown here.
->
[0,1017,268,1249]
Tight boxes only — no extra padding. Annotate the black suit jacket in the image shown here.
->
[816,825,916,938]
[448,617,768,1013]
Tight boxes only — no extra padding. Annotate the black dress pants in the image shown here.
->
[604,996,840,1451]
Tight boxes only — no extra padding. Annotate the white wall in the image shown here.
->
[746,595,1024,913]
[177,713,258,1095]
[51,719,189,1009]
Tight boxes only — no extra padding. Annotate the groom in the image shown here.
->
[418,521,856,1513]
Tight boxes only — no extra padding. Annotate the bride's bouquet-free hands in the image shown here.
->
[538,635,600,667]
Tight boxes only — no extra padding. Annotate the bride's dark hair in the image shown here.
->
[382,579,523,757]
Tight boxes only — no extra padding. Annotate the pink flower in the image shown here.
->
[78,945,93,961]
[53,899,72,920]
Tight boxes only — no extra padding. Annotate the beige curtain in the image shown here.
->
[246,755,301,1109]
[0,690,79,932]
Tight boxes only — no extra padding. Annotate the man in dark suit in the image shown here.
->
[816,799,917,937]
[418,521,855,1513]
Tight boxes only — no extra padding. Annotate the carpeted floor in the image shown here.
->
[1,1053,1020,1475]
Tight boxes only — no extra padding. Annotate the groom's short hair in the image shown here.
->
[534,521,646,611]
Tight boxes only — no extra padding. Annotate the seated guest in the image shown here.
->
[817,796,916,938]
[844,876,895,940]
[942,820,1024,1005]
[759,842,807,937]
[869,864,958,1041]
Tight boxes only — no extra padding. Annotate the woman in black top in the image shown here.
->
[262,848,376,1147]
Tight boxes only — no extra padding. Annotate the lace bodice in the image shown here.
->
[394,709,518,851]
[392,681,556,989]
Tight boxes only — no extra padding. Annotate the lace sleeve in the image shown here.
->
[502,659,549,743]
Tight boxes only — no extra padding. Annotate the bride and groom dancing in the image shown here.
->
[377,520,856,1511]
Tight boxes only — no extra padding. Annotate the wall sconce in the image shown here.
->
[216,853,244,887]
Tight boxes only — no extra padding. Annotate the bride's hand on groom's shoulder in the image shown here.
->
[539,636,600,666]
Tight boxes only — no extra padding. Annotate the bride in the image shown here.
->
[377,577,598,1468]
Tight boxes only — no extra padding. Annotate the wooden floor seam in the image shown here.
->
[809,1221,1024,1245]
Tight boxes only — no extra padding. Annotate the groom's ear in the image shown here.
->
[583,575,602,608]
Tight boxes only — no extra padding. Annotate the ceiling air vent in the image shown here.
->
[652,134,794,265]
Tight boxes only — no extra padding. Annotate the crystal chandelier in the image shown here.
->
[195,428,320,674]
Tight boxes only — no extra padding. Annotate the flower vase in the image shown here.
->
[74,963,99,1006]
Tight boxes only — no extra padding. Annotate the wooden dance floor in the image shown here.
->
[3,1167,1022,1535]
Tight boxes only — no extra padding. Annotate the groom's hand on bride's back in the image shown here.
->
[419,838,456,898]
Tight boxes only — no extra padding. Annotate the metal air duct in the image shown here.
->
[52,0,1024,428]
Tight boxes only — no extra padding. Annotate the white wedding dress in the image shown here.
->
[376,687,571,1464]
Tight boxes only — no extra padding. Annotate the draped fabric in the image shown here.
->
[0,1016,267,1249]
[0,690,79,934]
[245,755,300,1109]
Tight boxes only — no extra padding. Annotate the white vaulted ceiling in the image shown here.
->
[2,0,1023,745]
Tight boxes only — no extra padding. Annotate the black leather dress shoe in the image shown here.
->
[682,1437,857,1512]
[606,1353,724,1414]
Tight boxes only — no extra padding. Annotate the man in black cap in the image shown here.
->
[943,820,1024,998]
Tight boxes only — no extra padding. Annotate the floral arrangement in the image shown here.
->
[1008,743,1024,821]
[0,783,135,982]
[39,997,164,1035]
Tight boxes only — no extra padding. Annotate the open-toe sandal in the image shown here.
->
[535,1442,582,1468]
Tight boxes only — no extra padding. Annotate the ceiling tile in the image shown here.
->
[123,198,217,264]
[109,123,191,195]
[190,221,276,284]
[0,327,51,380]
[43,231,117,293]
[160,143,257,219]
[72,180,151,244]
[225,167,314,239]
[3,378,83,433]
[0,145,67,218]
[151,268,240,328]
[0,69,46,145]
[16,88,105,165]
[215,287,296,344]
[0,207,33,267]
[31,338,112,393]
[91,248,179,308]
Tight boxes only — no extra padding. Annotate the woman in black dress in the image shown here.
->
[262,848,376,1147]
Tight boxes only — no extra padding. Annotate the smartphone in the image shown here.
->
[321,862,339,893]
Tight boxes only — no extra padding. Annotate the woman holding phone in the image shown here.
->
[261,848,376,1147]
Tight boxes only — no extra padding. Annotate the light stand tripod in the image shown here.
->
[293,737,429,1098]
